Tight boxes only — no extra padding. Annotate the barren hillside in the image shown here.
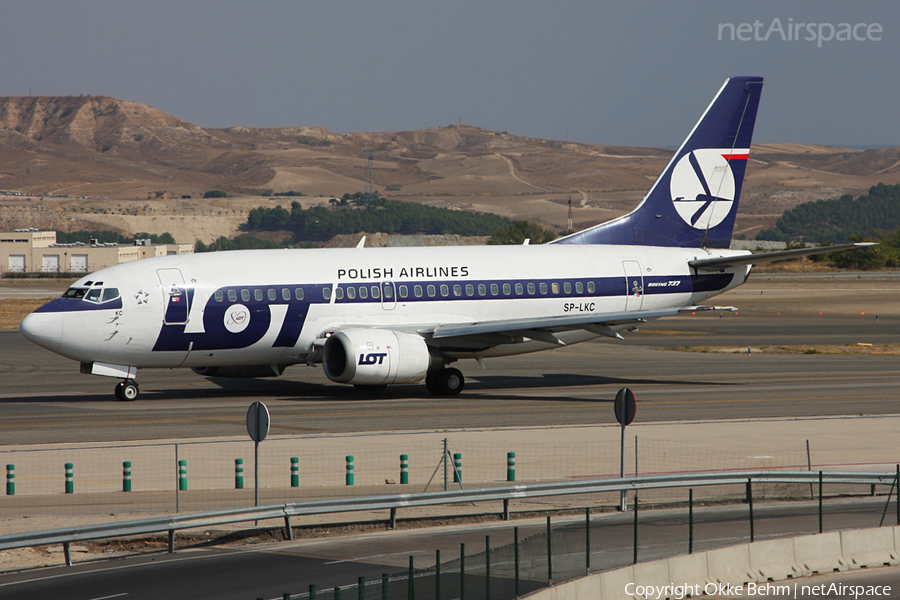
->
[1,96,897,243]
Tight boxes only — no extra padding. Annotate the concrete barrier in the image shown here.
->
[748,538,800,582]
[667,552,709,589]
[707,545,756,586]
[600,565,634,600]
[790,532,848,575]
[573,575,602,600]
[841,527,900,569]
[523,526,894,600]
[632,560,670,599]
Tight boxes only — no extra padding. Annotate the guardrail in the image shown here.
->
[1,470,896,564]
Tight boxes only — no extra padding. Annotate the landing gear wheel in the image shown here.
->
[114,380,139,402]
[425,372,441,395]
[435,368,464,396]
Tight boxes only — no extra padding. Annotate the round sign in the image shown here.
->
[246,401,270,442]
[614,387,636,426]
[224,304,250,333]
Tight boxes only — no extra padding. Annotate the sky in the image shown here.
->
[1,1,897,148]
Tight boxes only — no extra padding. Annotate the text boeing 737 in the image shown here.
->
[20,76,870,401]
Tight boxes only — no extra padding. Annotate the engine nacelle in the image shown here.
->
[192,365,285,378]
[323,329,435,386]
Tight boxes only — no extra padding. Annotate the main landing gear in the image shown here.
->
[114,379,140,402]
[425,368,465,396]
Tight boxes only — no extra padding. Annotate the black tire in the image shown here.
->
[436,368,464,396]
[425,372,441,395]
[115,380,139,402]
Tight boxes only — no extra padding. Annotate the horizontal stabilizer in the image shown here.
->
[690,243,876,270]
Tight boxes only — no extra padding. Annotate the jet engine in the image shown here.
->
[322,329,437,386]
[192,365,285,378]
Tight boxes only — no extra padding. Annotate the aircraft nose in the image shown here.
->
[20,311,63,352]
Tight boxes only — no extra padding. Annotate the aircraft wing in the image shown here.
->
[690,243,876,271]
[419,305,733,346]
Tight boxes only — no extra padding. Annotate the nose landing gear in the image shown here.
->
[114,379,140,401]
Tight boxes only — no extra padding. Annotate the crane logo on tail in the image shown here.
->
[669,149,739,230]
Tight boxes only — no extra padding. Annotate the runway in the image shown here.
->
[0,309,898,445]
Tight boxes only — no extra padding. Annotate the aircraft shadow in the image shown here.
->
[0,372,734,404]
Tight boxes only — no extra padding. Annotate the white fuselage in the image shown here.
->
[26,243,750,370]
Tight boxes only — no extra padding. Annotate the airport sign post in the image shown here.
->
[615,388,636,511]
[246,402,270,511]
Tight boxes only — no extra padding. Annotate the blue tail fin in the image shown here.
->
[556,76,763,248]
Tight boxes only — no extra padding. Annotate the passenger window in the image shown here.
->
[527,283,535,295]
[540,282,548,294]
[382,286,392,299]
[323,287,332,300]
[414,285,423,298]
[295,288,304,301]
[346,287,356,299]
[241,289,250,302]
[399,285,408,298]
[466,284,474,296]
[86,288,102,303]
[228,290,237,302]
[279,288,289,301]
[427,285,436,297]
[490,283,499,296]
[564,282,572,294]
[453,284,462,297]
[440,284,449,296]
[371,286,380,299]
[551,282,560,294]
[101,288,120,302]
[254,289,263,302]
[502,283,511,295]
[478,284,487,296]
[514,283,523,295]
[575,282,584,294]
[587,281,595,294]
[215,291,223,303]
[359,286,368,299]
[268,289,277,301]
[335,287,344,300]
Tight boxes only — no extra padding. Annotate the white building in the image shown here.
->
[1,229,193,274]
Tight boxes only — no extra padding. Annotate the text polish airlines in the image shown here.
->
[20,76,869,401]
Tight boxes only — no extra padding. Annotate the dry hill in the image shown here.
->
[1,96,898,244]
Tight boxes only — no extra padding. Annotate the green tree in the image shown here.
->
[487,221,557,245]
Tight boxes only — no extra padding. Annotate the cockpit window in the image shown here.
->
[85,288,102,303]
[101,288,120,303]
[63,287,89,299]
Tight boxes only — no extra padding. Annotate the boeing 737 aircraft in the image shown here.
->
[20,76,869,400]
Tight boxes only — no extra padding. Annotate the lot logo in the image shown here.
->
[670,149,736,230]
[359,352,387,366]
[224,304,250,333]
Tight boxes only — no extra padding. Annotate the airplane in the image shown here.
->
[20,76,871,401]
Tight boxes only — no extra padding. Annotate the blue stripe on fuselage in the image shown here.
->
[149,273,733,352]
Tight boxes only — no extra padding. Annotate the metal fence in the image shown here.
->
[273,476,900,600]
[1,433,812,517]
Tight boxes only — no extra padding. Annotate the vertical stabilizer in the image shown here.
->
[556,76,763,248]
